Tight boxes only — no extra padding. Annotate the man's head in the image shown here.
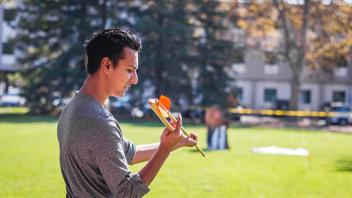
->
[85,28,141,74]
[85,28,141,97]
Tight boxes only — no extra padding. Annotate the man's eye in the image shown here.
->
[127,69,133,73]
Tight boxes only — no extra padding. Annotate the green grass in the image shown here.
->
[1,115,352,197]
[0,107,28,114]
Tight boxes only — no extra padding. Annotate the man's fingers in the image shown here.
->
[174,114,182,134]
[170,118,176,128]
[189,133,198,141]
[186,137,197,146]
[161,128,170,138]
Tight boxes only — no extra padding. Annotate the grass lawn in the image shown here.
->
[0,114,352,197]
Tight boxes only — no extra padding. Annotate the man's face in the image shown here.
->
[108,47,139,97]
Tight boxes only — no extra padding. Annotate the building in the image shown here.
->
[229,48,352,111]
[0,3,20,95]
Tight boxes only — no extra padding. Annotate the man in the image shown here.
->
[57,28,198,198]
[205,105,229,150]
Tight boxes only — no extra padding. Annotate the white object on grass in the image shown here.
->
[252,146,309,156]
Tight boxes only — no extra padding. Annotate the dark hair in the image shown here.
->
[84,28,141,74]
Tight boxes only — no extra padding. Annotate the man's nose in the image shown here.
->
[131,71,138,85]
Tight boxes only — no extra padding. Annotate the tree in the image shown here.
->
[13,0,239,114]
[189,0,238,108]
[306,1,352,73]
[229,0,352,110]
[126,0,196,107]
[13,0,131,115]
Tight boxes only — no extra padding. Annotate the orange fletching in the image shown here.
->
[159,95,171,110]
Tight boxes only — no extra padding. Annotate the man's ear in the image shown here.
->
[101,57,112,74]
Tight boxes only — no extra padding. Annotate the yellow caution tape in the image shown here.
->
[229,108,336,117]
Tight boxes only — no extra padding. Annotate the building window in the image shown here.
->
[332,91,346,103]
[4,8,17,21]
[235,87,243,102]
[334,56,348,77]
[335,67,348,77]
[232,63,246,74]
[3,41,15,54]
[264,51,278,65]
[336,56,348,67]
[264,65,279,75]
[300,90,311,104]
[264,88,277,103]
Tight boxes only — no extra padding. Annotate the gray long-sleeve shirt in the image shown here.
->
[57,92,149,198]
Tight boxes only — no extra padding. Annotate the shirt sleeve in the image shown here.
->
[113,119,136,164]
[123,137,136,164]
[91,119,149,198]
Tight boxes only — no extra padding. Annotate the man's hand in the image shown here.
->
[159,114,183,153]
[173,132,198,150]
[159,114,198,153]
[138,114,199,186]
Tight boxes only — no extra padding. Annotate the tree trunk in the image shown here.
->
[274,0,310,111]
[289,0,309,110]
[289,72,300,110]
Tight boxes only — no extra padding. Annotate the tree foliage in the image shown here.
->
[13,0,237,114]
[125,0,238,109]
[13,0,130,114]
[189,0,238,108]
[127,0,194,106]
[229,0,352,110]
[306,1,352,71]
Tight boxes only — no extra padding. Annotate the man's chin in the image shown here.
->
[115,91,126,97]
[112,88,129,97]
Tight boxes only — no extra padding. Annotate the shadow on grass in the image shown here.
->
[0,114,57,123]
[336,159,352,172]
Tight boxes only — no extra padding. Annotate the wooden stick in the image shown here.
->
[158,103,206,157]
[148,99,205,157]
[148,99,174,131]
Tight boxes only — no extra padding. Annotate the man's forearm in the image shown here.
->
[130,143,160,165]
[138,148,170,186]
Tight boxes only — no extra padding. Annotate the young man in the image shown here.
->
[57,28,198,198]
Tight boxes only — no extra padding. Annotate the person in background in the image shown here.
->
[205,105,229,150]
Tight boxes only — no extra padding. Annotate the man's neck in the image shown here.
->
[79,75,108,105]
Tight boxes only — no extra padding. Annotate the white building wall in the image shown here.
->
[0,4,19,72]
[0,5,3,67]
[233,80,253,107]
[232,81,352,111]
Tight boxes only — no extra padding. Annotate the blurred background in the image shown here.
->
[0,0,352,127]
[0,0,352,197]
[1,0,352,126]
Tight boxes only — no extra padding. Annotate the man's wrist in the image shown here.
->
[171,141,183,151]
[157,145,172,156]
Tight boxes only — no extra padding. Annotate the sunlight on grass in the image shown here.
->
[0,107,28,114]
[0,115,352,197]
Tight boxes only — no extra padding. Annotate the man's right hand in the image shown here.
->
[139,114,198,186]
[159,114,183,153]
